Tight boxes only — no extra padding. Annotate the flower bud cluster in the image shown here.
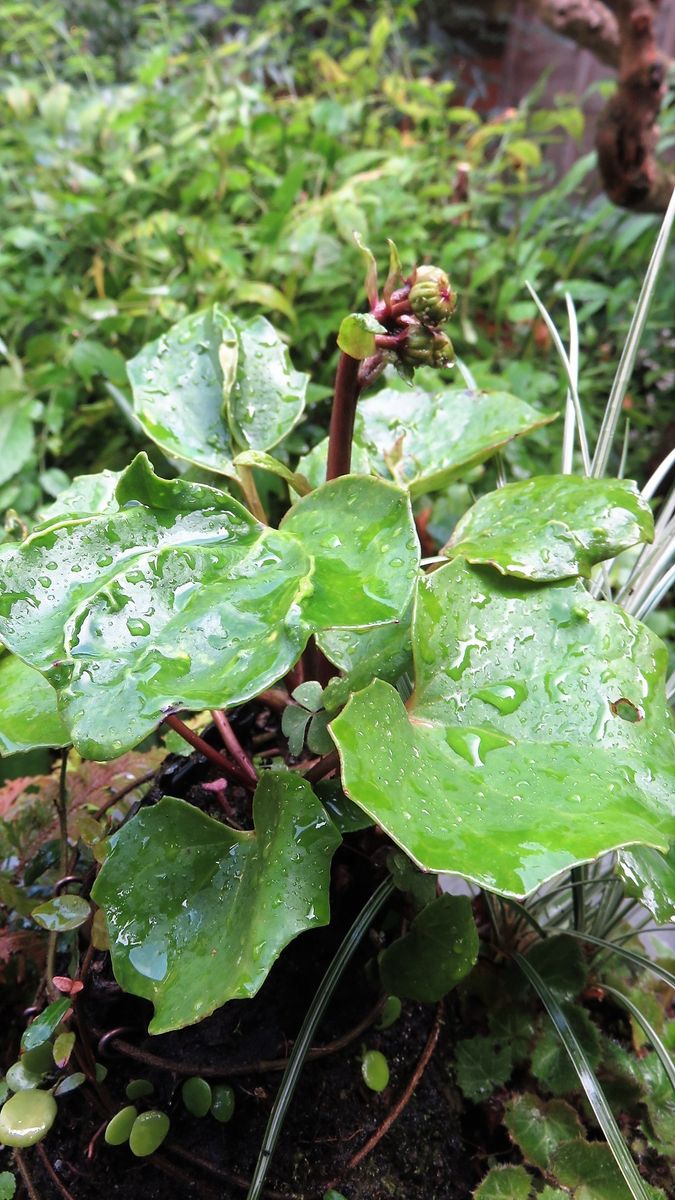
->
[359,255,456,387]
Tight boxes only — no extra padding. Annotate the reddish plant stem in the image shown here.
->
[304,749,340,785]
[163,714,253,790]
[321,1003,443,1190]
[326,351,362,481]
[13,1150,40,1200]
[257,687,292,713]
[35,1146,77,1200]
[211,709,258,787]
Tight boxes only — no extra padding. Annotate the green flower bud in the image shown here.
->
[400,324,454,369]
[409,265,455,324]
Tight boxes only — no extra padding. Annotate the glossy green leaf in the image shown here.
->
[127,306,308,475]
[22,1000,70,1051]
[210,1084,235,1123]
[361,1049,389,1092]
[379,894,478,1001]
[128,1110,170,1157]
[455,1035,513,1102]
[224,314,308,451]
[105,1106,138,1145]
[127,306,237,476]
[181,1077,212,1117]
[5,1062,43,1093]
[296,436,373,490]
[445,476,653,580]
[315,781,373,833]
[337,312,386,359]
[32,895,91,932]
[0,654,69,755]
[331,560,675,896]
[37,469,121,524]
[319,602,413,713]
[616,844,675,924]
[355,386,556,497]
[503,1094,584,1170]
[474,1166,533,1200]
[0,456,417,758]
[0,1090,57,1147]
[21,1044,55,1077]
[91,772,340,1033]
[233,450,312,496]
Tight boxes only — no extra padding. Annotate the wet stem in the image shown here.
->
[326,351,361,481]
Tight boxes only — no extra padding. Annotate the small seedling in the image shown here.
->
[0,1089,57,1147]
[210,1084,235,1124]
[182,1076,212,1118]
[105,1105,138,1146]
[361,1050,389,1093]
[128,1109,170,1157]
[126,1079,154,1101]
[377,996,402,1030]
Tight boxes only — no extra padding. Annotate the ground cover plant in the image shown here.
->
[0,198,673,1199]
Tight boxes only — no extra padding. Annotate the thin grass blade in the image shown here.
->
[526,281,591,473]
[246,877,395,1200]
[514,952,652,1200]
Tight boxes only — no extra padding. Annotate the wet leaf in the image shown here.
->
[474,1166,533,1200]
[616,844,675,924]
[32,895,91,932]
[361,1049,389,1092]
[337,312,385,359]
[379,894,478,1001]
[0,456,417,758]
[0,1090,57,1147]
[319,603,413,713]
[127,306,308,474]
[551,1139,665,1199]
[224,314,308,451]
[0,654,69,756]
[504,1093,584,1170]
[21,999,71,1051]
[91,772,340,1033]
[356,386,556,497]
[445,476,653,580]
[37,468,121,523]
[128,1109,170,1157]
[331,560,675,896]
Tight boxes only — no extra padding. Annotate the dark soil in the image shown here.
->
[8,708,477,1200]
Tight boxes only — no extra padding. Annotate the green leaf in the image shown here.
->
[224,314,308,452]
[233,451,312,496]
[361,1049,389,1092]
[525,936,588,1000]
[355,386,556,497]
[330,560,675,896]
[379,894,478,1002]
[455,1035,513,1102]
[337,312,386,359]
[0,402,34,487]
[551,1140,664,1200]
[32,895,91,932]
[0,1090,57,1148]
[296,436,373,490]
[22,999,71,1051]
[90,773,341,1033]
[127,305,237,476]
[292,682,324,711]
[503,1093,584,1170]
[0,457,417,759]
[319,603,413,713]
[444,476,653,581]
[232,280,296,323]
[387,848,437,910]
[281,705,311,756]
[37,468,121,523]
[70,340,127,387]
[0,1172,16,1200]
[0,654,69,755]
[617,844,675,924]
[532,1005,600,1095]
[473,1165,533,1200]
[315,781,373,833]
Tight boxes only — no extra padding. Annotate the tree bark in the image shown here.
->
[596,1,674,211]
[526,0,621,65]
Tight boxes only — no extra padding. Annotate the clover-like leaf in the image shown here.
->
[355,386,556,496]
[330,559,675,896]
[616,844,675,924]
[0,456,417,758]
[127,305,309,476]
[337,312,386,359]
[0,654,69,755]
[379,894,478,1002]
[91,772,340,1033]
[444,475,653,581]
